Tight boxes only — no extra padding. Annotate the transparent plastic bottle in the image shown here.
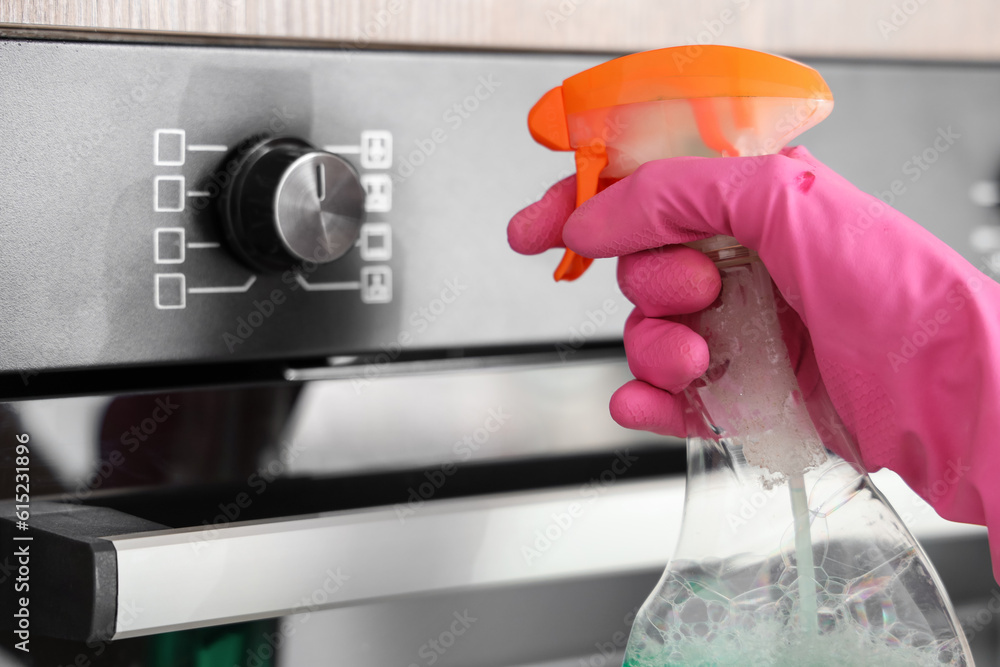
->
[522,45,975,665]
[621,237,973,666]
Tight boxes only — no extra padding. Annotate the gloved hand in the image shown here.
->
[509,146,1000,576]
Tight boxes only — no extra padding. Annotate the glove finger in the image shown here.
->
[624,310,709,393]
[609,380,687,437]
[562,152,821,258]
[507,175,576,255]
[618,246,721,317]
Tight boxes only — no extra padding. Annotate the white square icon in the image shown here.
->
[360,266,392,304]
[359,223,392,262]
[154,228,185,264]
[155,273,186,309]
[154,175,185,212]
[360,130,392,169]
[361,173,392,212]
[154,129,186,166]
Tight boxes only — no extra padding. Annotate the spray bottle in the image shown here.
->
[526,46,973,665]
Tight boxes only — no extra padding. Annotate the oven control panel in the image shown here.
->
[0,41,627,374]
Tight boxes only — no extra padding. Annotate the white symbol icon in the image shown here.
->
[154,175,185,212]
[155,273,186,309]
[322,144,362,155]
[187,144,228,153]
[360,266,392,304]
[360,130,392,169]
[294,275,362,292]
[154,129,186,166]
[359,223,392,262]
[360,173,392,212]
[188,276,257,294]
[154,228,185,264]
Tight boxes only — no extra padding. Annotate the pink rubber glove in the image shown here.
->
[508,146,1000,580]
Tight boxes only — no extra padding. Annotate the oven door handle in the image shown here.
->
[1,479,685,642]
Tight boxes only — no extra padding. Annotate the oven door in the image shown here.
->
[1,371,995,666]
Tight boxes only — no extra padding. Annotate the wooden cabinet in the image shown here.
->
[1,0,998,60]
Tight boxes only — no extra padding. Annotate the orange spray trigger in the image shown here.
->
[554,251,593,281]
[525,45,833,282]
[552,145,608,281]
[528,87,609,282]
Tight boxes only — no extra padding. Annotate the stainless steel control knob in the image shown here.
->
[221,137,366,272]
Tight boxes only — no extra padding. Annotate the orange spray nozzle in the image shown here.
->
[526,45,833,281]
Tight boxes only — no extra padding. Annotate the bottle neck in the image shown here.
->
[670,246,865,559]
[684,234,759,268]
[674,249,859,485]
